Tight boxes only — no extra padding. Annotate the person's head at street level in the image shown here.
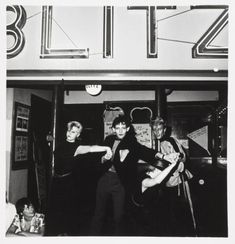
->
[151,117,167,140]
[66,121,83,143]
[15,198,35,220]
[112,115,131,140]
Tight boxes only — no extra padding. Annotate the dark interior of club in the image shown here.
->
[6,79,228,237]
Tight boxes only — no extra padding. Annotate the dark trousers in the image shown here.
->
[161,184,195,236]
[127,192,165,236]
[90,171,125,235]
[45,175,75,236]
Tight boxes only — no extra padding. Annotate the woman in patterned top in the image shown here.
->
[7,197,45,236]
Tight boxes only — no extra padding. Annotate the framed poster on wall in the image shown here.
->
[132,123,152,149]
[12,102,31,170]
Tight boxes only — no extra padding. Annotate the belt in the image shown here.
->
[54,172,72,178]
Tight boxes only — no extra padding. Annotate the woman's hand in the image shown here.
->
[177,161,184,172]
[103,147,112,160]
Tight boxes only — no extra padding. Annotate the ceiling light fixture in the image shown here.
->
[85,84,102,96]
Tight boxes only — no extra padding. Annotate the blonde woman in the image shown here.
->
[46,121,112,236]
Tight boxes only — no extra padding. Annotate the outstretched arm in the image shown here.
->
[156,152,180,164]
[74,145,112,159]
[142,161,178,191]
[12,231,44,237]
[135,141,179,164]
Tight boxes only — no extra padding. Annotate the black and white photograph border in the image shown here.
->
[1,0,235,243]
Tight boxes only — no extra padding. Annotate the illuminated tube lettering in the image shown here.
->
[103,6,113,58]
[192,5,228,58]
[41,6,89,59]
[128,6,158,58]
[7,5,27,59]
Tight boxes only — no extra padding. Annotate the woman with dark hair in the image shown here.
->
[7,197,45,236]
